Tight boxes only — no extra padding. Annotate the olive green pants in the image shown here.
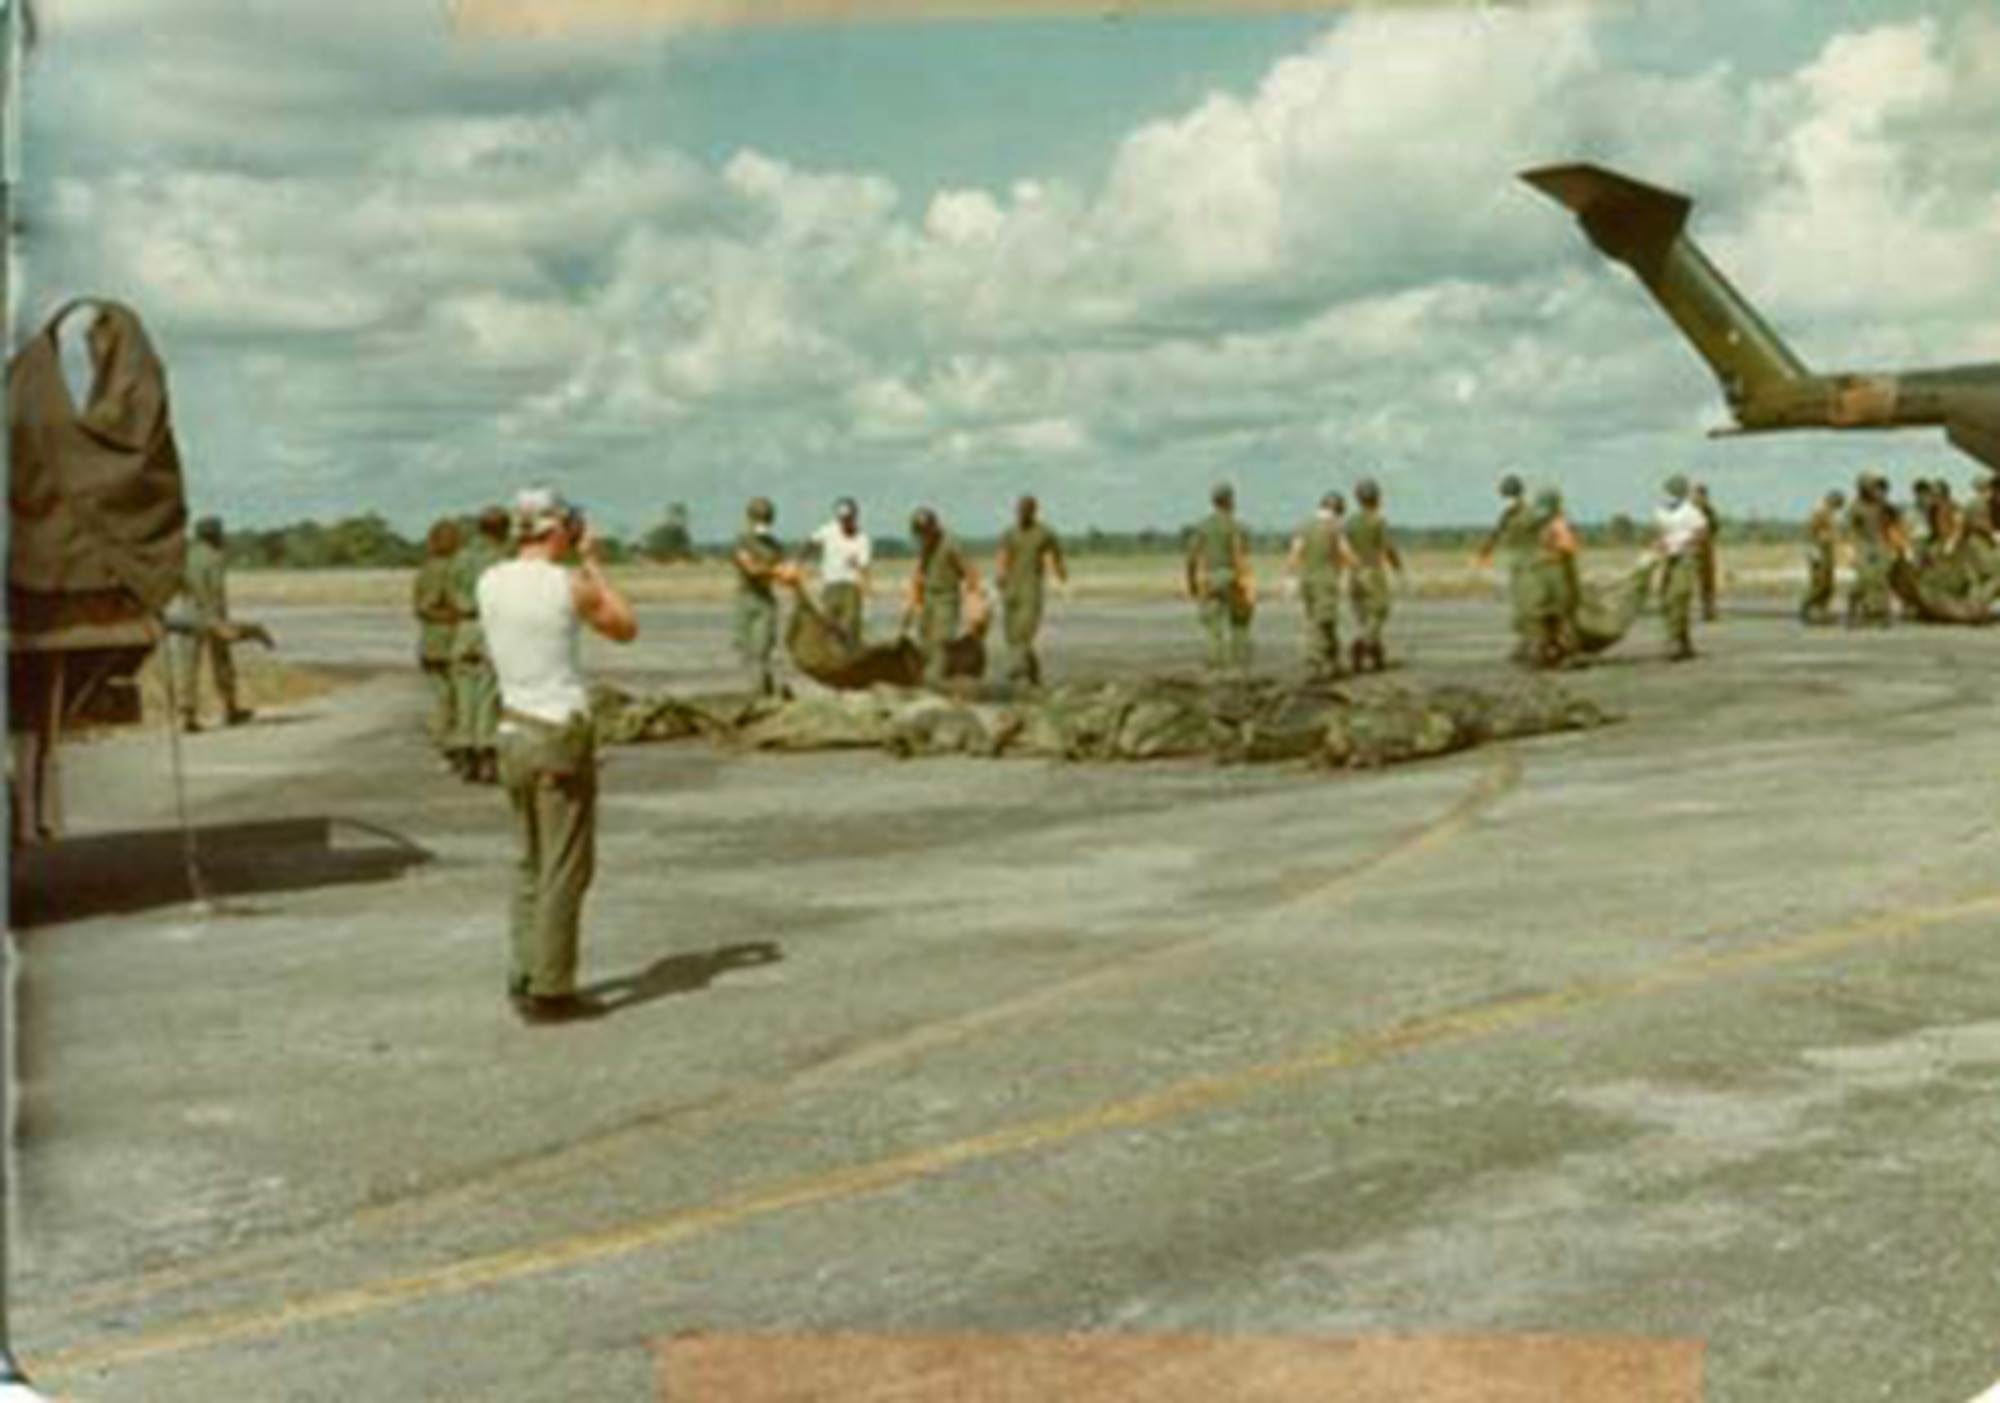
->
[1801,550,1836,621]
[1349,570,1391,649]
[821,582,864,643]
[737,593,779,694]
[170,629,239,721]
[920,598,962,684]
[1199,590,1252,675]
[498,715,598,1000]
[1848,552,1893,626]
[1300,582,1343,677]
[452,651,499,752]
[1662,555,1698,652]
[422,660,456,750]
[1004,591,1044,686]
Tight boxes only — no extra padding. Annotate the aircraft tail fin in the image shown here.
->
[1521,163,1811,417]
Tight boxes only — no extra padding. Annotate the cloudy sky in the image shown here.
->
[20,0,2000,536]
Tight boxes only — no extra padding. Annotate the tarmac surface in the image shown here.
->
[12,595,2000,1401]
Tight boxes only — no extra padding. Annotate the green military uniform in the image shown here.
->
[1188,511,1252,676]
[1295,514,1346,680]
[735,527,786,695]
[1347,507,1396,664]
[917,533,971,683]
[498,711,598,1002]
[1801,503,1840,624]
[1494,499,1543,655]
[1846,497,1894,627]
[412,555,460,749]
[450,535,505,762]
[1526,508,1581,666]
[998,521,1063,687]
[170,537,241,725]
[1695,495,1721,621]
[1957,490,1999,612]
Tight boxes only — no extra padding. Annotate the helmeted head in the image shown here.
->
[508,489,572,545]
[746,496,776,526]
[1319,490,1345,516]
[1533,487,1563,518]
[194,516,224,547]
[1354,478,1381,508]
[909,506,940,542]
[1211,482,1236,511]
[1825,490,1846,509]
[478,504,514,543]
[1016,494,1039,528]
[1499,474,1524,499]
[427,518,461,556]
[834,496,859,526]
[1913,478,1935,501]
[1663,473,1690,502]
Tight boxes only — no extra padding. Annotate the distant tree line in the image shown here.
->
[214,507,1814,570]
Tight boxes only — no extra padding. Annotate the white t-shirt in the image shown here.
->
[478,558,589,724]
[1656,499,1708,559]
[811,521,873,586]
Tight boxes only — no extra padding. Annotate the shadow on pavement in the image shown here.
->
[9,817,433,928]
[583,941,785,1014]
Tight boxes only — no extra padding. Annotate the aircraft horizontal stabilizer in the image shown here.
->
[1519,164,1693,279]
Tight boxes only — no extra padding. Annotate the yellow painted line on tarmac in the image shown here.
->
[38,751,1520,1326]
[40,881,2000,1382]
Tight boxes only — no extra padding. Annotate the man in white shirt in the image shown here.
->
[1653,473,1709,662]
[478,488,638,1025]
[805,497,873,643]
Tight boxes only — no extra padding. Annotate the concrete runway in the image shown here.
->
[13,597,2000,1401]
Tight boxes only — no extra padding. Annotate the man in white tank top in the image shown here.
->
[478,488,639,1025]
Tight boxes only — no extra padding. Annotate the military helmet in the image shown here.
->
[747,496,775,523]
[1500,474,1524,498]
[1319,490,1345,513]
[1826,489,1846,507]
[1663,473,1690,499]
[194,515,224,545]
[1211,482,1235,508]
[1533,487,1563,514]
[909,506,939,536]
[1354,477,1380,506]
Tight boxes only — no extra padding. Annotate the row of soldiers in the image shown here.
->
[730,479,1409,692]
[1801,471,2000,626]
[729,494,1071,693]
[1477,473,1716,667]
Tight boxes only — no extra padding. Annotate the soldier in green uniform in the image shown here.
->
[1799,490,1844,625]
[733,497,795,696]
[994,495,1068,688]
[450,506,511,782]
[1845,474,1899,628]
[1957,474,2000,612]
[1285,491,1353,681]
[1526,488,1584,667]
[1184,483,1254,678]
[1345,478,1402,674]
[904,508,982,685]
[1654,474,1707,660]
[1693,482,1722,621]
[1475,474,1541,662]
[412,519,463,757]
[168,516,252,731]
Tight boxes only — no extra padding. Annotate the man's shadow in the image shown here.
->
[581,941,784,1015]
